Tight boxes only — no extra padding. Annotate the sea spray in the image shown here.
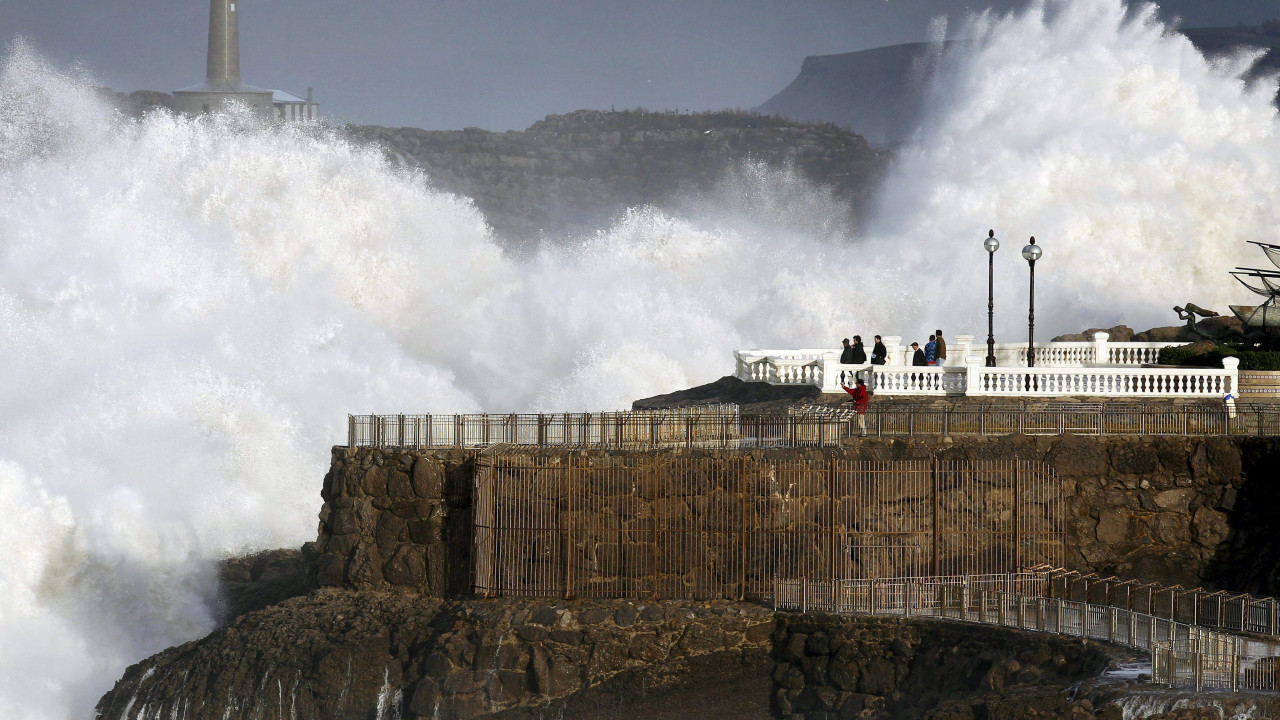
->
[869,0,1275,336]
[4,0,1280,717]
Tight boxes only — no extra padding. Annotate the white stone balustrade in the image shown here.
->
[734,333,1227,399]
[965,357,1239,398]
[868,366,967,396]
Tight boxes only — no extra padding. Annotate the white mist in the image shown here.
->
[1,0,1278,716]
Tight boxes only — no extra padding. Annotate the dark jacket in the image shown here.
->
[912,349,927,366]
[840,345,855,364]
[871,342,887,365]
[851,342,867,364]
[935,336,947,360]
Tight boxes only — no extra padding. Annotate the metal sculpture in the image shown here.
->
[1176,240,1280,347]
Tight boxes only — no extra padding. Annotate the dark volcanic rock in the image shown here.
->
[347,110,885,244]
[631,375,824,412]
[216,546,315,623]
[95,594,777,720]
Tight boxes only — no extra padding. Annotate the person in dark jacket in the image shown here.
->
[911,342,927,366]
[840,338,855,365]
[871,335,887,365]
[851,335,867,364]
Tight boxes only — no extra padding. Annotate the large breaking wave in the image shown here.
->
[1,0,1278,715]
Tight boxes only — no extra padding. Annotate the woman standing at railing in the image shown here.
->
[851,335,867,364]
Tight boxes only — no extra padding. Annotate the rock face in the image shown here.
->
[313,446,475,596]
[346,110,885,244]
[757,25,1280,146]
[770,613,1116,719]
[95,594,777,720]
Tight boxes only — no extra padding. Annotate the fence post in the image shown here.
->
[740,458,748,602]
[652,461,662,600]
[930,458,940,576]
[347,414,354,447]
[1014,461,1022,571]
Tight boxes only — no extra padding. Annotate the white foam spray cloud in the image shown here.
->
[868,0,1277,338]
[2,0,1280,715]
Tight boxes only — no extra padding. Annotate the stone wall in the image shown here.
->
[313,446,476,595]
[315,436,1280,598]
[770,613,1114,719]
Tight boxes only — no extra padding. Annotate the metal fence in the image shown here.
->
[774,574,1280,692]
[349,406,840,450]
[1040,566,1280,637]
[348,402,1280,450]
[472,456,1063,601]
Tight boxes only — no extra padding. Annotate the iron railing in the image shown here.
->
[473,456,1063,601]
[349,406,837,449]
[1040,566,1280,637]
[774,574,1280,692]
[349,402,1280,449]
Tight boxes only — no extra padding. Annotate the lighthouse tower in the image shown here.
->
[174,0,319,120]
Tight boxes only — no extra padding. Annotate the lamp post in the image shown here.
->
[984,229,999,367]
[1021,237,1042,367]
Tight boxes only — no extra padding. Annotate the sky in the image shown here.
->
[4,0,1280,130]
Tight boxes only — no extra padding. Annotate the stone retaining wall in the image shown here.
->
[314,436,1280,597]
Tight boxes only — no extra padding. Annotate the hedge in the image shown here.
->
[1158,345,1280,371]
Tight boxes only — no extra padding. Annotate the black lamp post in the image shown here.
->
[1021,237,1042,367]
[984,229,999,366]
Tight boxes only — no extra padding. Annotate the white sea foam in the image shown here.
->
[2,0,1279,715]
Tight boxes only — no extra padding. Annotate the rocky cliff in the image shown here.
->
[346,110,884,244]
[98,436,1280,719]
[757,25,1280,145]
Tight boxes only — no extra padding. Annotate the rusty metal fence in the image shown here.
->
[775,574,1280,692]
[348,406,841,449]
[1041,566,1280,637]
[349,402,1280,450]
[472,455,1063,601]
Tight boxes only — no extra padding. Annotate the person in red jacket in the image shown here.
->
[842,377,871,437]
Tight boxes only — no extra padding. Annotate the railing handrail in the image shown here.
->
[347,403,1280,448]
[773,573,1280,693]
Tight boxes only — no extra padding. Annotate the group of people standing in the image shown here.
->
[909,330,949,367]
[839,335,889,366]
[836,330,948,438]
[839,330,948,367]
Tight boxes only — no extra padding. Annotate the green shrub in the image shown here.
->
[1157,345,1280,371]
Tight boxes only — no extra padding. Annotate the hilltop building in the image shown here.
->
[174,0,319,121]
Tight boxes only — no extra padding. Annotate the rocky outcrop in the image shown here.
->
[217,547,315,623]
[346,110,885,244]
[770,613,1117,719]
[95,594,777,720]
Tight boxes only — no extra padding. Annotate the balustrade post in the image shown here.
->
[1093,331,1109,366]
[875,335,898,367]
[1223,356,1240,397]
[955,334,975,365]
[966,357,985,399]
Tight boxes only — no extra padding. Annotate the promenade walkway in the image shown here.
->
[774,570,1280,693]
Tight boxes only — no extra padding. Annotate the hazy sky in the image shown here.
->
[4,0,1280,130]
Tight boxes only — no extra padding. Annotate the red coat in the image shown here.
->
[842,384,870,412]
